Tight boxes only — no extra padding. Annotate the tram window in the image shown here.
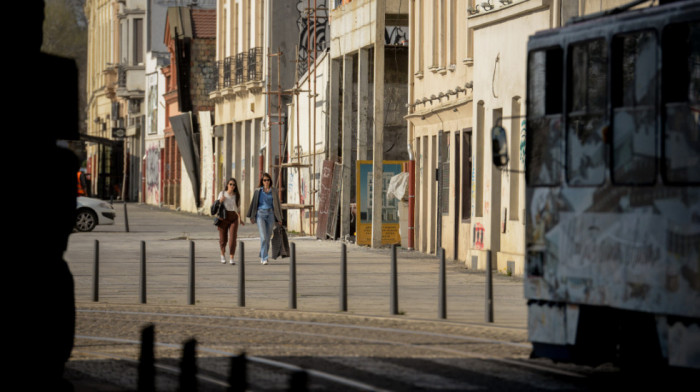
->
[567,39,607,186]
[611,31,657,185]
[662,22,700,184]
[527,48,563,186]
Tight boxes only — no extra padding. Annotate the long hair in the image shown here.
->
[258,172,273,188]
[225,178,241,207]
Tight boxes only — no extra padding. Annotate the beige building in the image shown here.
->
[408,0,634,274]
[209,0,300,210]
[84,0,146,201]
[406,0,474,263]
[85,0,120,199]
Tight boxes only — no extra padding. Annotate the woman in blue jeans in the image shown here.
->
[246,172,283,265]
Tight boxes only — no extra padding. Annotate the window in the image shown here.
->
[510,98,521,220]
[133,18,143,65]
[527,48,563,186]
[567,40,607,186]
[476,102,484,216]
[662,22,700,184]
[611,31,657,185]
[440,131,450,215]
[462,129,472,221]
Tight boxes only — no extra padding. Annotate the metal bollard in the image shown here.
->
[439,248,446,319]
[228,352,247,392]
[340,243,347,312]
[93,240,99,302]
[140,241,146,304]
[289,242,297,309]
[123,201,130,233]
[238,241,245,307]
[179,339,198,391]
[390,244,398,315]
[288,370,308,392]
[486,250,494,323]
[137,324,155,392]
[188,241,195,305]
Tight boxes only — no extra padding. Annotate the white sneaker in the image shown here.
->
[261,259,268,265]
[229,257,235,265]
[220,255,226,264]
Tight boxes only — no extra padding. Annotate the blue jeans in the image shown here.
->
[256,209,275,261]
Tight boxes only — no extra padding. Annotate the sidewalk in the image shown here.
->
[64,203,527,328]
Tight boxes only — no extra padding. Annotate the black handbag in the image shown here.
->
[271,224,290,259]
[210,200,221,216]
[211,201,225,225]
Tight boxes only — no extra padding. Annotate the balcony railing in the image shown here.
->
[212,47,264,93]
[247,47,262,82]
[118,65,127,88]
[223,57,232,88]
[235,52,246,85]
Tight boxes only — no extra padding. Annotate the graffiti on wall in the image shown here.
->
[147,73,158,135]
[385,25,409,45]
[471,166,476,217]
[473,223,485,250]
[146,143,161,203]
[297,0,328,76]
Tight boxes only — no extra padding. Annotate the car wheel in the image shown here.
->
[76,208,97,232]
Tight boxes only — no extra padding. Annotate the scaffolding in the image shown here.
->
[264,1,325,236]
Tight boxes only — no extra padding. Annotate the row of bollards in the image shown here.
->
[91,240,495,323]
[137,324,309,391]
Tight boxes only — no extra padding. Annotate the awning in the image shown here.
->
[170,112,201,207]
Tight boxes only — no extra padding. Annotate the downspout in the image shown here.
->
[408,140,415,250]
[260,0,271,181]
[407,0,415,250]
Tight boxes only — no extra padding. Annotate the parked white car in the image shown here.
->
[75,197,116,232]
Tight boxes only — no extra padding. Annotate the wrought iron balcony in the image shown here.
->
[247,47,262,82]
[235,52,247,85]
[118,65,127,88]
[223,57,232,88]
[213,48,264,93]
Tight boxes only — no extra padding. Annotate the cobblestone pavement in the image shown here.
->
[68,303,590,391]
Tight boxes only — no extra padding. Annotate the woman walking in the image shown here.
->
[217,178,244,264]
[246,172,283,265]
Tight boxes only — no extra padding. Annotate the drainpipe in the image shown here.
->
[408,142,415,250]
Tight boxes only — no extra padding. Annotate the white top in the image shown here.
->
[218,191,239,212]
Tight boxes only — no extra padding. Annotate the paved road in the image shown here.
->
[62,204,697,391]
[65,203,527,327]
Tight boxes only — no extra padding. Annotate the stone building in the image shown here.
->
[406,0,473,262]
[208,0,301,212]
[162,5,217,212]
[143,0,216,207]
[407,0,640,274]
[327,0,410,247]
[85,0,122,199]
[83,0,145,201]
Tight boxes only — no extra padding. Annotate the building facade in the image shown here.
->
[328,0,410,247]
[407,0,474,263]
[85,0,121,199]
[162,5,217,213]
[406,0,639,274]
[209,0,301,213]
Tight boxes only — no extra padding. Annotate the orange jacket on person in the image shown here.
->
[77,171,86,196]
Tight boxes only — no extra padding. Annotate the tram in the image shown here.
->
[492,0,700,369]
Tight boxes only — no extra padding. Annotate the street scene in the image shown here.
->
[26,0,700,390]
[62,204,662,391]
